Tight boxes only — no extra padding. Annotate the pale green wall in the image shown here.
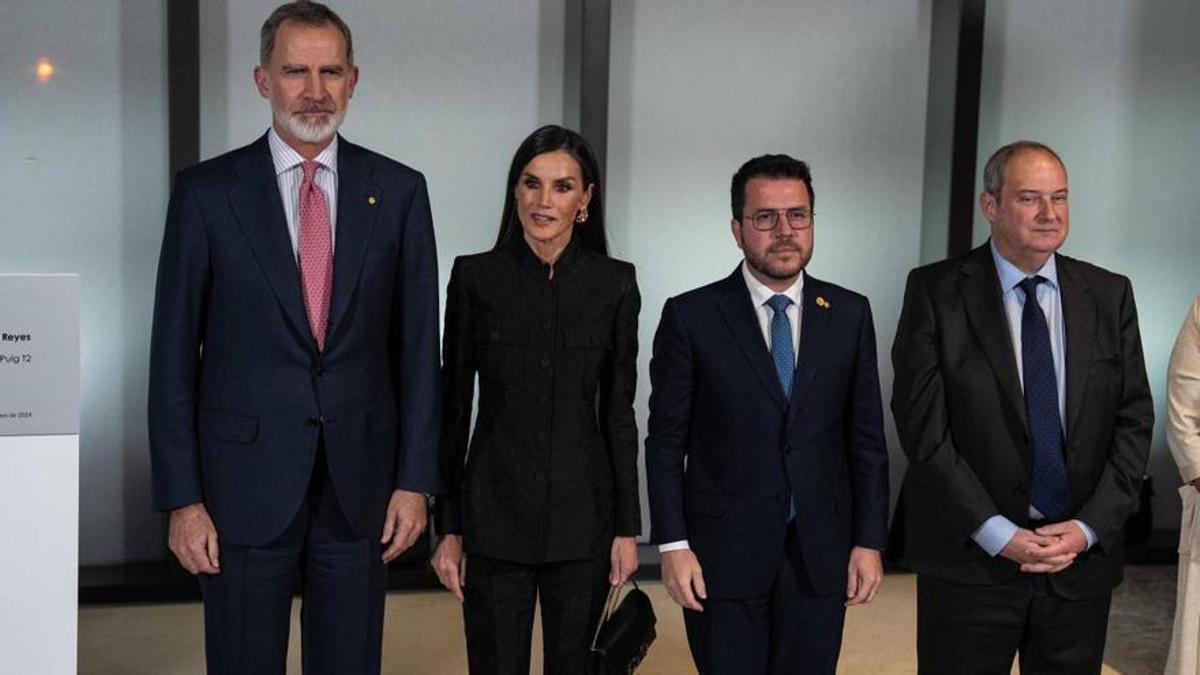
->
[608,0,935,524]
[975,0,1200,528]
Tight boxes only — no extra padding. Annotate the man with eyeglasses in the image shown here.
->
[646,154,889,674]
[891,141,1153,671]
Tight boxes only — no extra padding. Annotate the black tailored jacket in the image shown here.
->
[435,234,642,563]
[891,243,1153,599]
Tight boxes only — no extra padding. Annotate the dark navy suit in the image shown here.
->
[646,267,889,674]
[148,133,440,673]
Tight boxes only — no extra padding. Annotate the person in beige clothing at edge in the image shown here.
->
[1166,295,1200,674]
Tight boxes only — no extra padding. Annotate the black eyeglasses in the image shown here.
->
[743,208,814,231]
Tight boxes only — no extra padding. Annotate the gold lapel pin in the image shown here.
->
[816,296,830,309]
[367,196,377,205]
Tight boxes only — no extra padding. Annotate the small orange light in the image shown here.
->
[35,57,55,83]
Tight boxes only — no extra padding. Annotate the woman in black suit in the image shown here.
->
[431,125,640,674]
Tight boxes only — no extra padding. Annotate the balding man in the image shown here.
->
[891,141,1153,672]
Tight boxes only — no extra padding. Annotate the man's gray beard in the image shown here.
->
[275,107,345,144]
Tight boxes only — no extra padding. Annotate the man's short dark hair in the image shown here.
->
[731,154,815,220]
[260,1,354,67]
[982,140,1065,198]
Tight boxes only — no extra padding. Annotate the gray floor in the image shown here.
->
[78,565,1178,674]
[1106,564,1177,674]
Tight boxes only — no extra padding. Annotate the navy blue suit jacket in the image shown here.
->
[148,133,441,547]
[646,267,889,598]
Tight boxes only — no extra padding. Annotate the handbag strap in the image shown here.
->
[590,578,641,650]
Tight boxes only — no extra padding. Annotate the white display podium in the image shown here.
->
[0,274,80,674]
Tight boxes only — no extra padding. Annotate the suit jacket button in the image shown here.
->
[490,330,501,341]
[307,416,321,427]
[783,444,793,455]
[539,356,551,368]
[312,365,325,377]
[534,470,546,481]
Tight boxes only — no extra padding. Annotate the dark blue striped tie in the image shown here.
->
[1018,276,1071,520]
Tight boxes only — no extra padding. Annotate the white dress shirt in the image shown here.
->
[267,127,339,259]
[659,263,805,553]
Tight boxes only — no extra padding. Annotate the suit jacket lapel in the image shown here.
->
[789,274,830,416]
[1057,255,1095,443]
[958,245,1027,429]
[715,268,788,410]
[228,135,314,351]
[325,139,380,344]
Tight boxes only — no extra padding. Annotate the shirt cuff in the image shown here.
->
[1071,519,1097,550]
[658,540,690,553]
[973,515,1019,557]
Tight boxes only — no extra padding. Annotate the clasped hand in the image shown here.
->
[1000,521,1088,573]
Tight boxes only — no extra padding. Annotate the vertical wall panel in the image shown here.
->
[608,0,934,527]
[976,0,1200,528]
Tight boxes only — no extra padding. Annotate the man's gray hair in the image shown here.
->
[260,1,353,67]
[982,140,1065,197]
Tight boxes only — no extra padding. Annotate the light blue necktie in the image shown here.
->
[766,294,796,521]
[767,295,795,398]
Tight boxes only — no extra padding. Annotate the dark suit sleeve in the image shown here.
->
[645,297,694,544]
[1074,277,1154,547]
[391,174,442,494]
[148,173,210,512]
[600,266,642,536]
[849,298,890,550]
[891,270,1000,541]
[434,259,473,534]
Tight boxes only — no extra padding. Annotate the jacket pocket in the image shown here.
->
[562,325,613,350]
[199,408,258,444]
[474,319,529,347]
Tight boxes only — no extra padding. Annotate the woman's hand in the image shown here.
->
[431,534,467,601]
[609,536,639,586]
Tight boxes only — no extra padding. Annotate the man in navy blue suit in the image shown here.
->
[646,154,889,674]
[148,3,440,673]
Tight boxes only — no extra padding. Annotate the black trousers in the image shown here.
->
[462,554,611,675]
[198,444,388,675]
[917,573,1112,674]
[683,529,846,675]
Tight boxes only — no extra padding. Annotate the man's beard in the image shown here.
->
[275,105,345,144]
[745,244,810,281]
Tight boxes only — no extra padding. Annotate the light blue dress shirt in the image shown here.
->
[971,243,1097,556]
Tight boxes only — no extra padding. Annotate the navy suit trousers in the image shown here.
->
[683,528,846,675]
[199,441,388,675]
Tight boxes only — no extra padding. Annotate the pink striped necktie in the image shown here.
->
[298,160,333,351]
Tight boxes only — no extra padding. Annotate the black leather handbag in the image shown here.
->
[590,579,657,674]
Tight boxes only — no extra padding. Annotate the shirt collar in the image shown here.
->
[989,239,1059,292]
[741,260,804,309]
[267,127,339,177]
